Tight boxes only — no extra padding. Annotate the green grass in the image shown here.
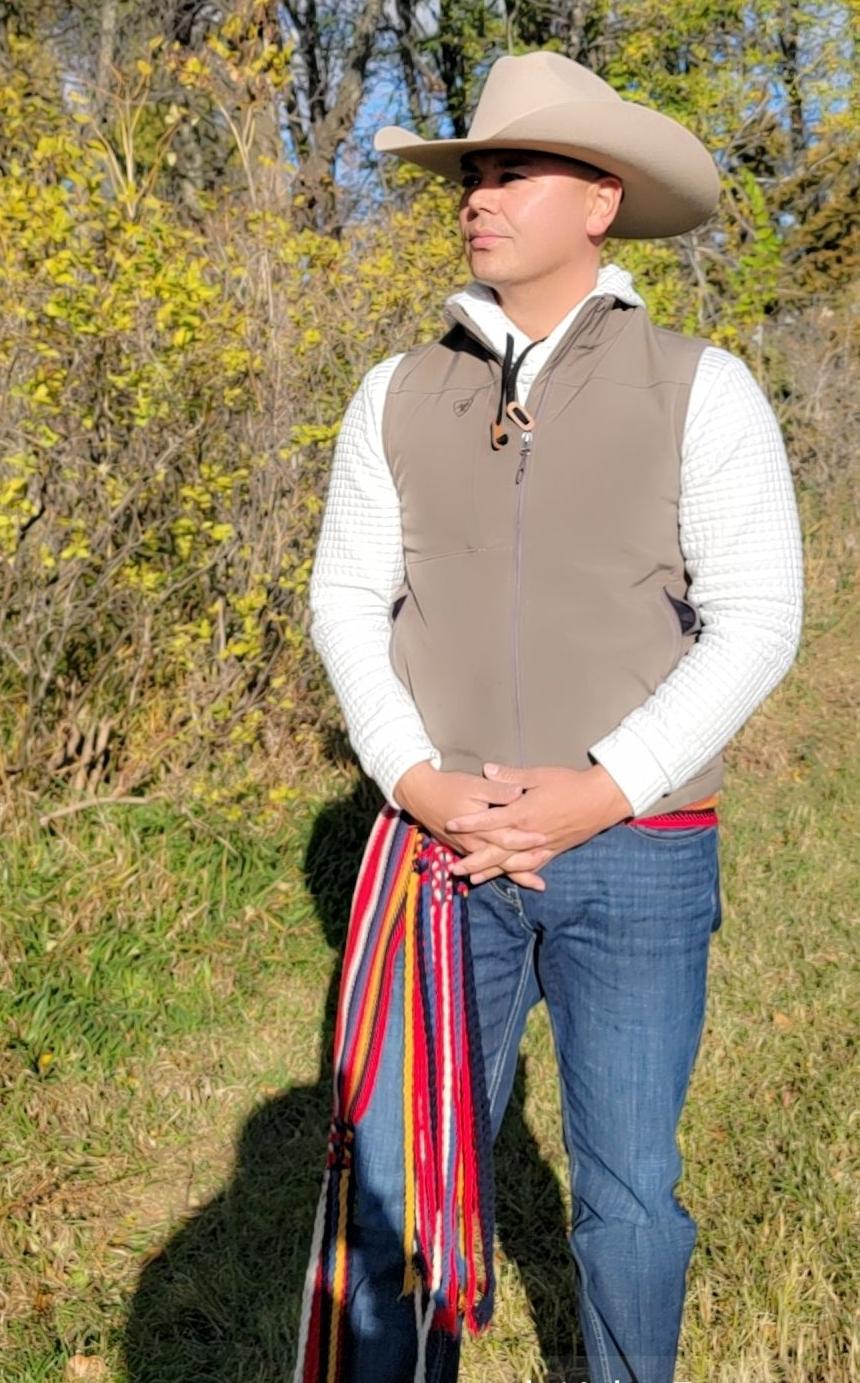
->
[0,495,857,1383]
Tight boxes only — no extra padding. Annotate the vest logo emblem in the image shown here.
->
[453,396,474,416]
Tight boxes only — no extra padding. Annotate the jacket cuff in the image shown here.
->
[375,747,443,810]
[588,726,672,818]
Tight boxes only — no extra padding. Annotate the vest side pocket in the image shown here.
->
[659,585,684,664]
[390,579,410,623]
[664,588,703,637]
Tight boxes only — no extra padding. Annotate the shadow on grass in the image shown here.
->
[124,780,585,1382]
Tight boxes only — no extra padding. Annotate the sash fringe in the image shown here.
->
[293,805,496,1382]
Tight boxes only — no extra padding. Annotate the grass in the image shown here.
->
[0,487,857,1383]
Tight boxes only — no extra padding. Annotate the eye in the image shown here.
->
[460,170,524,188]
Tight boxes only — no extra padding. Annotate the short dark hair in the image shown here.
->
[459,148,615,182]
[553,153,612,180]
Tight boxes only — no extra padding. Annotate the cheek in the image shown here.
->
[519,189,581,257]
[526,213,571,261]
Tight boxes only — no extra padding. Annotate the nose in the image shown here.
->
[461,178,501,219]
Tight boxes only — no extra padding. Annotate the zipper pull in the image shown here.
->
[515,434,531,484]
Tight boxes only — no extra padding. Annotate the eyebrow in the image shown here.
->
[459,152,540,172]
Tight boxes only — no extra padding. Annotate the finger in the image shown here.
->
[445,807,535,834]
[466,864,547,890]
[469,865,505,882]
[477,827,548,850]
[453,845,553,877]
[484,762,545,790]
[450,843,511,875]
[469,862,550,887]
[476,781,524,806]
[506,869,546,892]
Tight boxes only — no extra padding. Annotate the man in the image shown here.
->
[302,50,803,1383]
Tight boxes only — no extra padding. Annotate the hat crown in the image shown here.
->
[469,52,619,140]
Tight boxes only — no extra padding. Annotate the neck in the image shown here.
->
[489,260,601,340]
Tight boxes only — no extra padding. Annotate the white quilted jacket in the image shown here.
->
[309,264,804,812]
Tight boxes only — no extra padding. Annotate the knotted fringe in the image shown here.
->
[293,805,496,1383]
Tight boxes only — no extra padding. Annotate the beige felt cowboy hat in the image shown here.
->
[374,50,720,238]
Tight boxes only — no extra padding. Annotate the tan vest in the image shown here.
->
[382,293,724,815]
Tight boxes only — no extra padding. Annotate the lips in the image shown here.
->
[469,231,504,246]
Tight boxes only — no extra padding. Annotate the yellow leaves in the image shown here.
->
[169,615,214,656]
[268,784,298,804]
[58,521,91,562]
[218,344,261,392]
[229,587,267,618]
[135,59,153,79]
[170,516,197,561]
[2,451,38,477]
[0,468,38,558]
[121,562,166,594]
[221,637,257,660]
[28,382,54,407]
[219,585,269,662]
[177,54,206,86]
[206,37,233,62]
[204,522,235,543]
[278,556,312,595]
[228,708,263,745]
[285,422,339,450]
[31,423,62,450]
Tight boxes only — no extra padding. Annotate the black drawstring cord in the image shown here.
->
[493,333,515,432]
[490,332,545,450]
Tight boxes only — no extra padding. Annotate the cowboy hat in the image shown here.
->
[373,50,720,238]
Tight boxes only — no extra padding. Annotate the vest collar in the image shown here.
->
[442,264,645,449]
[442,261,645,363]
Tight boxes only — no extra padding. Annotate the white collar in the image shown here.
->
[443,261,645,360]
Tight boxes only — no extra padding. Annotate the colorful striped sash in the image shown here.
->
[293,805,495,1383]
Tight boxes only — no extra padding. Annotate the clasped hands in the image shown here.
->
[393,759,633,891]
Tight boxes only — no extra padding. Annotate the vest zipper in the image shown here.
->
[515,435,531,485]
[513,430,532,762]
[509,295,612,765]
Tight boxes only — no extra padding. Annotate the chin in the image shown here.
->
[468,257,509,280]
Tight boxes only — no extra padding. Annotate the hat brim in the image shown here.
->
[374,101,720,238]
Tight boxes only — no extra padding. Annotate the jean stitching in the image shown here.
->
[485,936,535,1113]
[485,879,534,938]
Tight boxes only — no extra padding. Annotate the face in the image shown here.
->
[457,148,622,288]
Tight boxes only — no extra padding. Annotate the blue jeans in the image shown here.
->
[342,819,722,1383]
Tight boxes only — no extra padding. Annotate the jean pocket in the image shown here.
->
[486,876,519,905]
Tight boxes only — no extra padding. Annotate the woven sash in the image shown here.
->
[293,804,495,1383]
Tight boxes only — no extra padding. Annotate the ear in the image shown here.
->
[585,176,623,238]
